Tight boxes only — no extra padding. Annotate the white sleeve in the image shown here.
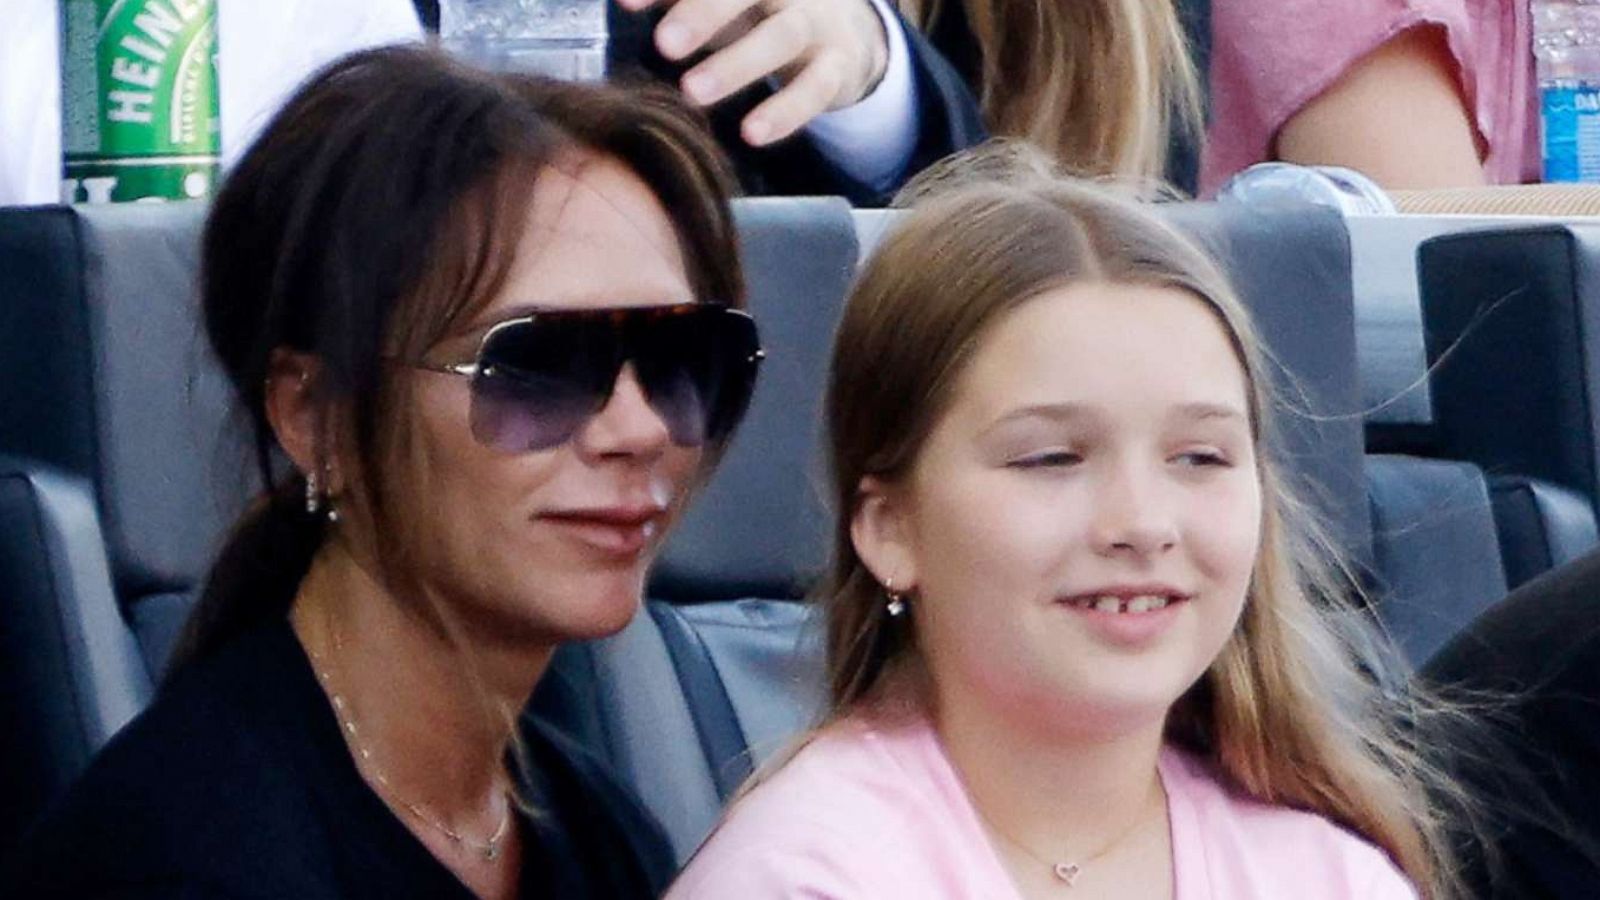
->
[800,0,920,193]
[218,0,425,166]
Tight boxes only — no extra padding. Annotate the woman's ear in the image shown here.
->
[850,475,919,591]
[264,349,325,480]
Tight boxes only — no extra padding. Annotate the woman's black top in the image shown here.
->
[0,621,674,899]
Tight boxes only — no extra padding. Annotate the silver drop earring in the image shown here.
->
[885,579,907,618]
[305,469,321,515]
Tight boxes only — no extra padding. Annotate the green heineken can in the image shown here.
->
[60,0,221,204]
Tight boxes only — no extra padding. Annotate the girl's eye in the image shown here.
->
[1175,450,1231,468]
[1009,451,1082,469]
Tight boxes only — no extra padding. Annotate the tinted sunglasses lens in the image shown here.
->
[635,309,760,447]
[470,369,597,452]
[469,321,612,452]
[465,307,759,453]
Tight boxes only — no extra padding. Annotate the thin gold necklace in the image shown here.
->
[969,778,1163,888]
[304,629,513,863]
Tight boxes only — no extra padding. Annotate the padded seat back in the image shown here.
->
[0,203,240,681]
[1418,224,1600,514]
[0,202,235,850]
[1491,476,1600,591]
[1364,455,1507,664]
[1348,219,1600,659]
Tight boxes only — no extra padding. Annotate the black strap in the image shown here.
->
[646,602,754,801]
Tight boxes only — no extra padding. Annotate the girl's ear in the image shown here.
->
[850,475,920,591]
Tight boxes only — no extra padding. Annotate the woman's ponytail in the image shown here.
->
[165,477,325,679]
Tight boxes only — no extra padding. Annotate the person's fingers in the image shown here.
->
[740,48,845,145]
[681,6,814,106]
[615,0,671,12]
[654,0,768,61]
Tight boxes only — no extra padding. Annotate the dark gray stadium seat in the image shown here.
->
[1364,455,1507,663]
[1490,475,1600,590]
[1340,218,1600,666]
[1414,225,1600,594]
[0,202,240,850]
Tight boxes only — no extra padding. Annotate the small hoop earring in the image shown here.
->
[884,578,907,618]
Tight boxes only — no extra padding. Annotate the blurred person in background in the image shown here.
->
[1204,2,1531,193]
[2,46,761,900]
[894,0,1208,192]
[413,0,986,203]
[1422,549,1600,898]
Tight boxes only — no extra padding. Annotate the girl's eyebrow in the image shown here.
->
[978,403,1097,439]
[1171,402,1248,423]
[977,400,1248,440]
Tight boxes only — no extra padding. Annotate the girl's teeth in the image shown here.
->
[1075,594,1174,614]
[1128,595,1169,613]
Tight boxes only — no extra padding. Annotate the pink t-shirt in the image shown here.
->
[668,715,1419,899]
[1202,0,1537,195]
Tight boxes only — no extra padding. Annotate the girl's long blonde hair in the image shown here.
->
[901,0,1203,182]
[820,156,1462,897]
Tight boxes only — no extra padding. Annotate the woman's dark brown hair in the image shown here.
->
[170,45,743,674]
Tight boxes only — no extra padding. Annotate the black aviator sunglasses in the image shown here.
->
[414,303,764,453]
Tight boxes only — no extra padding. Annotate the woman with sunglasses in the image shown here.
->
[1,46,760,900]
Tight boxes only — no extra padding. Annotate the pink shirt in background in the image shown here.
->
[668,715,1419,899]
[1202,0,1538,195]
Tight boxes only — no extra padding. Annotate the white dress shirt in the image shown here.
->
[804,0,920,193]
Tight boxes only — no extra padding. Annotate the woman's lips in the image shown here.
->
[538,507,665,556]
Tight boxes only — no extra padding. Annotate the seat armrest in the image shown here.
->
[0,458,151,849]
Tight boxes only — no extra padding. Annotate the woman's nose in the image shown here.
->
[573,363,672,460]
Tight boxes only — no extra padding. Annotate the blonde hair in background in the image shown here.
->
[819,148,1465,898]
[900,0,1203,183]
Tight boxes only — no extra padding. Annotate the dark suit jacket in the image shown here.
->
[415,0,986,205]
[1421,549,1600,899]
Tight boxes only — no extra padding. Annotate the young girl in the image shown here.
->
[668,166,1456,898]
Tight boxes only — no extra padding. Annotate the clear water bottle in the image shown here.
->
[439,0,607,81]
[1215,163,1396,216]
[1534,0,1600,182]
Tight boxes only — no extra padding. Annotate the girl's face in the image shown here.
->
[404,154,705,646]
[854,282,1262,739]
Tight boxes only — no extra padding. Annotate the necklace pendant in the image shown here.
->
[484,844,500,862]
[1052,862,1082,885]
